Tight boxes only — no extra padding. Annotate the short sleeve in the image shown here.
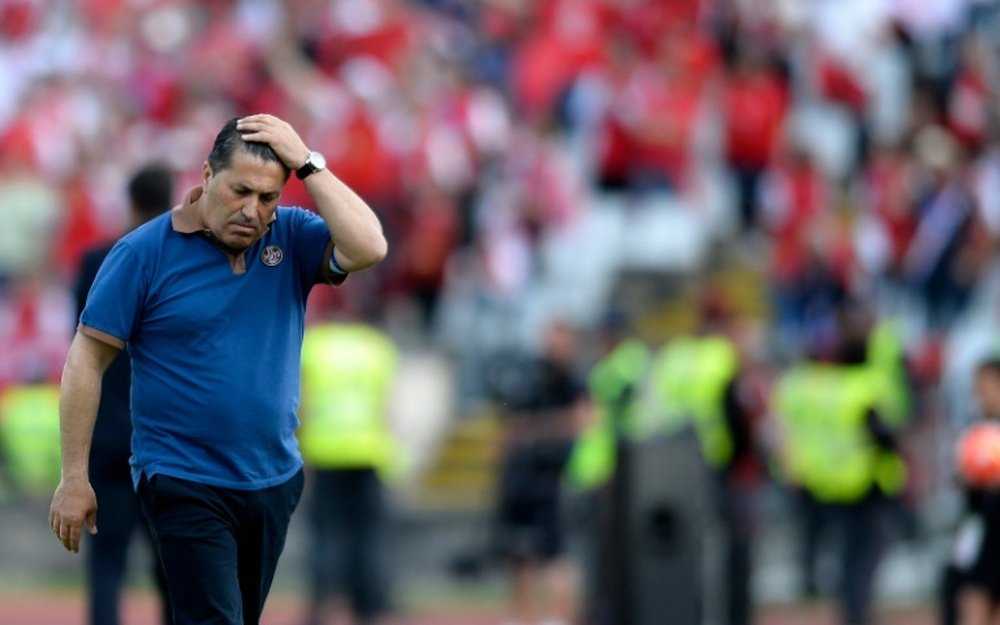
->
[285,208,338,286]
[79,241,148,347]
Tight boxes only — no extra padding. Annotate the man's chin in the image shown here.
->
[220,237,253,254]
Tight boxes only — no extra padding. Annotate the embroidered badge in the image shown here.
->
[261,245,284,267]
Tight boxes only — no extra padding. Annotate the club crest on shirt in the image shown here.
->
[261,245,284,267]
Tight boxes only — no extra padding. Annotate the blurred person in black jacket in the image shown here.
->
[74,164,173,625]
[489,320,589,625]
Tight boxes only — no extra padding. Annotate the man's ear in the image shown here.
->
[202,161,213,190]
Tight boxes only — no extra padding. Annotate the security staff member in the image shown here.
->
[298,319,398,625]
[566,321,650,492]
[774,332,906,625]
[0,382,61,498]
[648,329,759,625]
[566,313,650,625]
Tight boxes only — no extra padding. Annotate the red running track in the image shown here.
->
[0,593,936,625]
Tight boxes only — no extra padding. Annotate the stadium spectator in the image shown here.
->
[298,315,399,625]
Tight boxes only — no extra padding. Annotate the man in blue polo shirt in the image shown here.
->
[49,114,387,625]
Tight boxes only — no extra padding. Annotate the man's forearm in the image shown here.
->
[230,113,387,270]
[58,340,108,481]
[305,170,387,272]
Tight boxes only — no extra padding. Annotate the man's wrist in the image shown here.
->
[60,469,89,483]
[296,150,327,180]
[294,150,310,170]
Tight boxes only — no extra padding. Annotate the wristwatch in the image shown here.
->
[295,150,327,180]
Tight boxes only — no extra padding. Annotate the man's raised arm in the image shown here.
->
[235,114,388,273]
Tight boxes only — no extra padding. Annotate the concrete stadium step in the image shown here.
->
[406,412,501,514]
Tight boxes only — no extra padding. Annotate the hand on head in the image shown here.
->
[236,114,311,172]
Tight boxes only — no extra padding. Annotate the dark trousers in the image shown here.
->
[836,494,886,625]
[797,489,830,598]
[307,468,386,622]
[940,564,962,625]
[715,474,755,625]
[137,470,304,625]
[799,490,886,625]
[88,459,170,625]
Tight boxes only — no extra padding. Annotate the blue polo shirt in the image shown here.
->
[80,189,336,490]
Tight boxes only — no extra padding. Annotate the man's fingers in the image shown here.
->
[236,116,275,132]
[85,509,98,535]
[239,113,283,127]
[237,130,266,142]
[238,113,270,122]
[53,516,83,552]
[67,524,82,553]
[237,115,295,139]
[56,520,69,550]
[235,115,305,170]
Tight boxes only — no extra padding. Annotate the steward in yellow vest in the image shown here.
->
[772,328,906,625]
[774,363,906,504]
[648,330,761,625]
[298,320,398,625]
[566,337,650,491]
[0,382,61,499]
[648,334,743,470]
[299,322,398,474]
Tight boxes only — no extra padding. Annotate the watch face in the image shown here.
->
[310,151,326,170]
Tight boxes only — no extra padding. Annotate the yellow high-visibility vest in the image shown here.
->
[298,323,398,473]
[566,338,650,490]
[648,335,739,468]
[867,321,911,429]
[0,384,61,498]
[645,336,701,436]
[688,337,740,468]
[774,364,906,503]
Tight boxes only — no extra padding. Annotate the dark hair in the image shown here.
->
[978,358,1000,379]
[128,163,174,220]
[206,117,290,179]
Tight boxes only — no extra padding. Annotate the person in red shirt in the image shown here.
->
[392,180,460,331]
[509,0,607,122]
[721,44,788,229]
[947,34,992,151]
[761,145,829,286]
[858,143,920,281]
[759,144,834,351]
[618,30,708,193]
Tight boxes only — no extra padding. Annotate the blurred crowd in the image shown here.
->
[0,0,998,394]
[1,0,999,390]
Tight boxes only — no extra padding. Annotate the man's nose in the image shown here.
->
[241,200,260,222]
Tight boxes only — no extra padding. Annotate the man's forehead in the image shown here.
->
[219,153,286,191]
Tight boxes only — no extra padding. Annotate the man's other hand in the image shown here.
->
[49,478,98,553]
